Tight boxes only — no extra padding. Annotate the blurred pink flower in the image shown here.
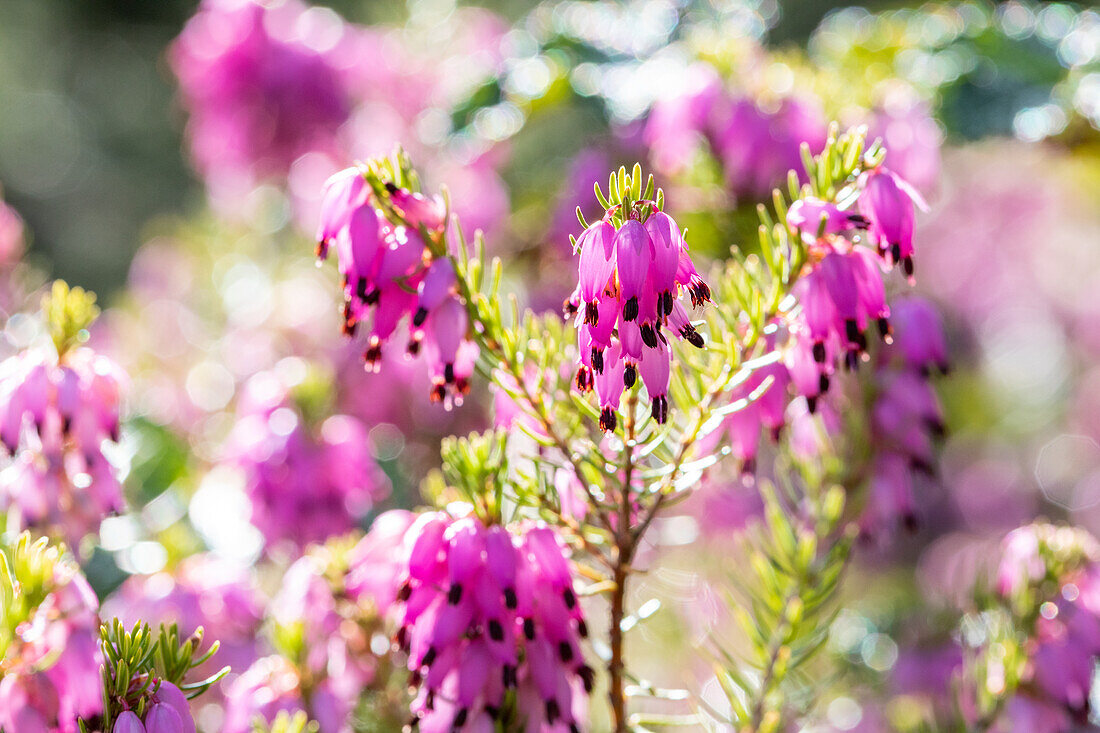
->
[171,0,352,207]
[225,369,389,552]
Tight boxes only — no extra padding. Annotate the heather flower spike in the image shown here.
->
[390,510,589,732]
[569,164,709,430]
[316,150,477,407]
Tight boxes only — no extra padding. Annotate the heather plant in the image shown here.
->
[308,123,933,731]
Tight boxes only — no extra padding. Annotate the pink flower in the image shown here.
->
[225,370,389,552]
[316,168,478,407]
[113,711,146,733]
[222,656,308,733]
[393,512,590,732]
[709,95,827,200]
[345,509,419,613]
[571,200,708,430]
[887,296,949,374]
[170,0,352,207]
[859,166,927,279]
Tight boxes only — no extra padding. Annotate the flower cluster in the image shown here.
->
[709,162,926,473]
[0,534,103,732]
[110,681,195,733]
[225,369,388,551]
[0,285,127,548]
[390,512,591,732]
[170,0,351,205]
[994,524,1100,727]
[568,181,710,431]
[644,63,940,201]
[316,165,477,407]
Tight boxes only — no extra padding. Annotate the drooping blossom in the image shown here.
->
[0,535,103,732]
[170,0,352,207]
[389,511,591,732]
[345,509,419,613]
[224,369,389,552]
[101,554,266,689]
[0,344,127,548]
[859,166,927,279]
[569,194,709,431]
[316,166,478,407]
[710,95,828,200]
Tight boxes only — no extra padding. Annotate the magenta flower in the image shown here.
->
[709,95,827,200]
[113,711,145,733]
[225,370,389,552]
[345,509,419,613]
[392,512,590,732]
[316,167,477,407]
[0,346,127,548]
[887,296,949,374]
[571,200,709,430]
[859,166,928,279]
[644,69,827,201]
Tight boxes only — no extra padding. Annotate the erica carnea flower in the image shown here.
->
[0,534,103,732]
[390,511,591,732]
[225,369,389,552]
[859,166,927,279]
[316,160,477,407]
[170,0,351,205]
[569,168,709,431]
[0,283,127,549]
